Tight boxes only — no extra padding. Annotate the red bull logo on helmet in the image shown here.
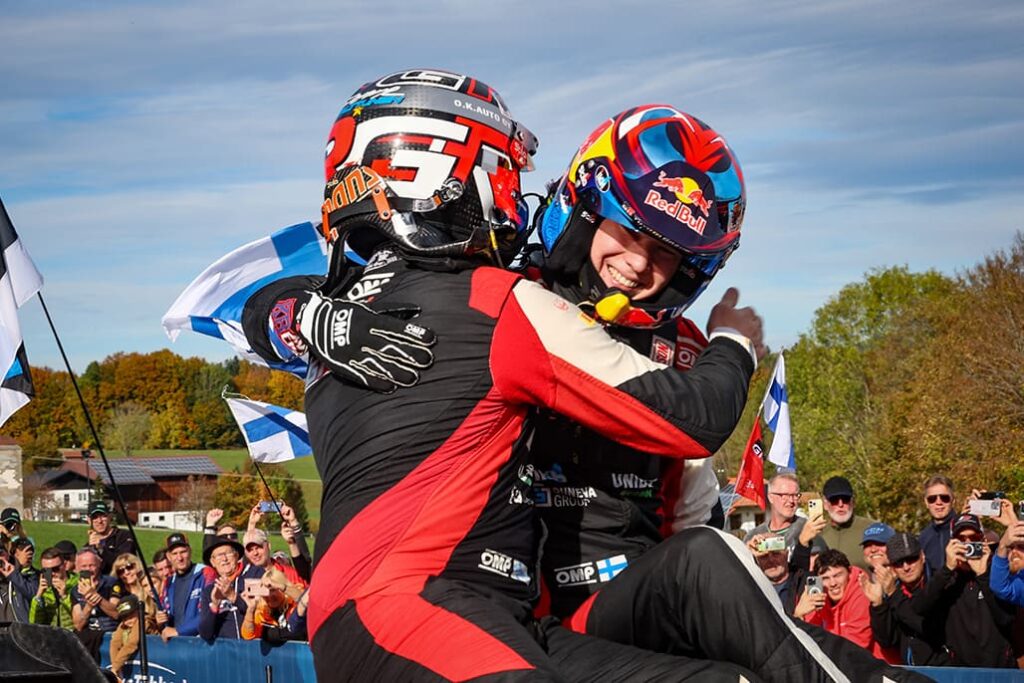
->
[651,171,712,215]
[643,189,708,235]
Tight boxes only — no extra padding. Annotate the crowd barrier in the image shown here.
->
[100,635,315,683]
[97,635,1019,683]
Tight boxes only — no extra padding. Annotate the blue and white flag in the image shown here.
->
[0,198,43,428]
[225,396,312,464]
[761,352,795,470]
[161,221,328,377]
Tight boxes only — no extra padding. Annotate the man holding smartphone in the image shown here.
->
[71,547,120,663]
[908,513,1016,667]
[29,547,77,629]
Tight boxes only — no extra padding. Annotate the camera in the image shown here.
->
[805,576,823,595]
[757,536,787,553]
[963,542,986,559]
[257,501,278,514]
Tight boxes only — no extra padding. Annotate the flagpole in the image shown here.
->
[35,296,162,595]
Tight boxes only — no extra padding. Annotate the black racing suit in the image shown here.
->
[242,246,895,682]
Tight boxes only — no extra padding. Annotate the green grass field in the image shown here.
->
[21,520,305,567]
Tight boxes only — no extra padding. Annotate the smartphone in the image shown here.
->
[257,501,278,514]
[1018,501,1024,521]
[968,499,1001,517]
[806,576,823,595]
[757,536,787,553]
[42,567,53,584]
[963,541,986,559]
[807,499,823,520]
[78,569,92,581]
[976,491,1004,501]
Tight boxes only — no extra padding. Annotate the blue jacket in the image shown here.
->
[161,563,207,636]
[989,555,1024,606]
[198,572,247,641]
[919,515,952,576]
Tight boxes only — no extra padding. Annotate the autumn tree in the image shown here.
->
[102,402,152,456]
[213,460,310,531]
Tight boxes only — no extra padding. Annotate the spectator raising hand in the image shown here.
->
[799,514,827,548]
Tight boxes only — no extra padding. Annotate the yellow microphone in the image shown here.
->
[593,289,632,324]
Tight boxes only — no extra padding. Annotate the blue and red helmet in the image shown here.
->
[537,105,745,326]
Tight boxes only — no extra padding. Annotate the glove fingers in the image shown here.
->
[352,356,419,388]
[367,335,434,368]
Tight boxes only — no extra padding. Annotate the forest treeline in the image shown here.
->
[5,352,304,468]
[5,235,1023,530]
[715,233,1024,528]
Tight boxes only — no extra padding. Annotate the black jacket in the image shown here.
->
[910,565,1016,667]
[869,580,949,666]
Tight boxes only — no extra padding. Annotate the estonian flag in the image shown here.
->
[224,395,312,463]
[0,198,43,428]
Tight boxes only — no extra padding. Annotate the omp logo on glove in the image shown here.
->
[330,308,353,348]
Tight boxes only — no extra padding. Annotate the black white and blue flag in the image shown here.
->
[0,198,43,427]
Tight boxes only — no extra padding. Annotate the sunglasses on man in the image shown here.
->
[926,494,952,504]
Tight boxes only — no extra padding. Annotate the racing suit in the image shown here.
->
[530,317,925,683]
[244,246,877,682]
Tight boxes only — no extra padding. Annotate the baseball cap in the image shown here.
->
[951,513,983,536]
[116,594,140,619]
[243,529,268,547]
[88,500,111,517]
[822,476,854,500]
[886,532,922,564]
[165,533,190,552]
[10,535,34,550]
[1,508,21,525]
[860,522,895,546]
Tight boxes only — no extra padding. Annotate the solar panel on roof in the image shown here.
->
[132,456,221,477]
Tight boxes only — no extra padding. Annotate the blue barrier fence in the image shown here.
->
[99,636,1019,683]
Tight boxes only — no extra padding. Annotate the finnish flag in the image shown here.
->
[162,221,328,378]
[225,396,312,463]
[762,353,796,470]
[0,198,43,428]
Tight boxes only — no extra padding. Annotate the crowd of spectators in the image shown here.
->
[0,498,311,681]
[2,473,1022,676]
[744,473,1024,670]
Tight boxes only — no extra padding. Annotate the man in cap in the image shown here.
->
[908,513,1017,667]
[86,500,135,575]
[820,476,876,571]
[158,532,205,640]
[199,534,247,641]
[860,522,895,573]
[241,528,305,587]
[2,535,39,621]
[862,532,947,665]
[1,507,25,543]
[918,475,956,575]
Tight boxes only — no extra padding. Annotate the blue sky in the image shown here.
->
[2,1,1022,371]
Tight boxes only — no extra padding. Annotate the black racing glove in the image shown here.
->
[297,291,436,393]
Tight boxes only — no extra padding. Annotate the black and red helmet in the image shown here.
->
[321,69,537,268]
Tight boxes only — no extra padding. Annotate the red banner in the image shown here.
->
[735,419,766,510]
